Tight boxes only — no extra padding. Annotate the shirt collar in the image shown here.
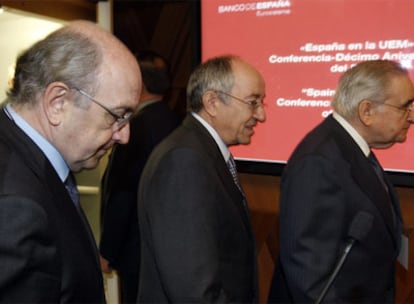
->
[332,112,370,157]
[191,112,231,162]
[5,103,69,181]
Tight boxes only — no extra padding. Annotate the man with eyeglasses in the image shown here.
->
[269,60,414,303]
[137,55,266,302]
[0,20,141,302]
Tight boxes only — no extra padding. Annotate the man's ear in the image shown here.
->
[202,90,220,116]
[358,99,376,126]
[42,82,70,126]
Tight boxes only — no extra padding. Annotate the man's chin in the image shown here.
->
[239,137,252,145]
[395,133,408,143]
[80,156,101,171]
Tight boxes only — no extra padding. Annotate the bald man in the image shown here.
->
[138,55,266,302]
[0,20,141,302]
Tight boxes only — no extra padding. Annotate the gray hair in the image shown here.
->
[331,60,409,119]
[7,26,103,106]
[186,55,239,113]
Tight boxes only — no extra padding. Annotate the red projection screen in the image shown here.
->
[201,0,414,182]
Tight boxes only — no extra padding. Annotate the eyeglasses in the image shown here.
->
[380,101,414,114]
[215,90,265,110]
[72,88,133,128]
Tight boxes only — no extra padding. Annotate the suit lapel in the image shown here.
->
[183,116,254,233]
[47,168,101,271]
[184,115,259,298]
[327,116,400,247]
[0,108,101,271]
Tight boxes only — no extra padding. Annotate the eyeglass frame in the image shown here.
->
[72,87,133,128]
[373,99,414,115]
[215,90,265,110]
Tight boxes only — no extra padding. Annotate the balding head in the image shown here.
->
[64,20,138,73]
[6,20,142,172]
[8,20,140,108]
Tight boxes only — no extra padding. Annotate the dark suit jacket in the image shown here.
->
[100,100,179,274]
[269,115,402,303]
[0,108,105,303]
[137,114,258,303]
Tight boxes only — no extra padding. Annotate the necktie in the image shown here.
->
[65,172,100,255]
[368,151,398,227]
[368,151,388,193]
[227,154,250,211]
[65,172,81,210]
[227,154,243,192]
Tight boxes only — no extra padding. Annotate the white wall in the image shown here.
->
[0,8,64,103]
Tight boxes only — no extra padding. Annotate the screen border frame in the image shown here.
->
[200,0,414,188]
[236,159,414,187]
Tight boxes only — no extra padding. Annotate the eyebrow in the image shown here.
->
[251,93,266,101]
